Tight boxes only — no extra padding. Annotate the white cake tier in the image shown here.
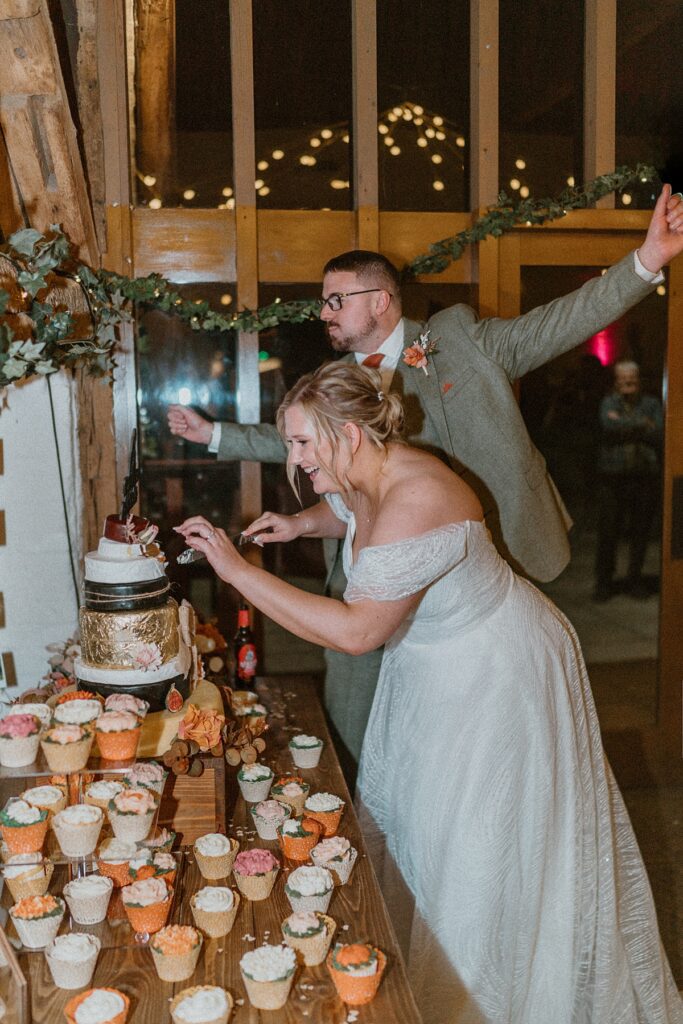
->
[74,643,191,687]
[85,550,166,583]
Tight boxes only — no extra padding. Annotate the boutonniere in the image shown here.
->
[403,330,439,376]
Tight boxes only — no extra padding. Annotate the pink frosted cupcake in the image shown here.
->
[282,910,336,966]
[309,835,358,885]
[104,693,150,718]
[5,702,52,729]
[107,787,158,842]
[138,827,175,853]
[270,776,310,817]
[251,799,290,841]
[284,865,334,913]
[45,932,101,989]
[121,876,173,934]
[40,724,94,772]
[240,944,297,1010]
[232,849,280,901]
[122,761,168,795]
[95,711,141,762]
[127,849,177,886]
[52,804,103,858]
[0,713,41,767]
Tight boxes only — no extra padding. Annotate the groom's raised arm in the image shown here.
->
[167,404,286,463]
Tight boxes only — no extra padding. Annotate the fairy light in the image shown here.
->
[342,134,349,143]
[433,180,445,191]
[417,138,428,148]
[258,186,270,197]
[403,109,413,120]
[425,127,435,138]
[330,179,348,189]
[456,136,465,147]
[390,145,401,155]
[310,137,321,148]
[431,154,443,164]
[519,186,530,198]
[142,174,156,187]
[220,294,232,306]
[149,198,162,209]
[433,115,443,126]
[321,128,333,139]
[621,192,632,205]
[272,149,285,160]
[413,104,424,115]
[656,285,666,296]
[222,186,233,197]
[257,160,269,171]
[392,106,403,116]
[254,179,264,189]
[383,136,394,146]
[387,112,398,122]
[435,130,446,141]
[515,159,526,170]
[226,197,235,209]
[183,189,196,200]
[299,155,317,166]
[510,179,521,190]
[414,117,424,126]
[567,176,575,187]
[378,124,389,135]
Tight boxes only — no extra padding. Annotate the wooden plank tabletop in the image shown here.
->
[8,675,422,1023]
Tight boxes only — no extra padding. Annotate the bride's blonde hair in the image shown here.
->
[276,361,404,497]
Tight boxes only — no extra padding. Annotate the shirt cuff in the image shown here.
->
[208,421,222,453]
[633,250,665,284]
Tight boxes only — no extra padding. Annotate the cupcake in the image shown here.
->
[127,849,176,886]
[52,804,103,858]
[229,689,258,710]
[0,713,41,767]
[193,833,239,880]
[137,828,175,852]
[270,776,310,817]
[170,985,233,1024]
[236,763,274,803]
[251,799,290,841]
[326,942,387,1005]
[310,835,358,885]
[0,799,49,854]
[3,853,54,901]
[282,910,336,967]
[9,893,65,948]
[150,925,203,982]
[303,792,345,837]
[45,932,101,990]
[190,886,240,939]
[122,761,167,795]
[284,865,334,913]
[104,693,149,719]
[5,701,52,729]
[84,779,125,812]
[53,699,102,727]
[288,734,323,769]
[95,711,141,761]
[107,787,158,842]
[232,849,280,901]
[63,988,130,1024]
[20,784,67,823]
[121,876,173,934]
[96,837,138,887]
[277,816,322,861]
[239,944,297,1011]
[40,724,94,773]
[234,702,268,720]
[63,874,114,924]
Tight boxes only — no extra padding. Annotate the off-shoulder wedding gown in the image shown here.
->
[326,494,681,1024]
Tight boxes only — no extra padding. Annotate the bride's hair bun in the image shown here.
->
[277,362,405,494]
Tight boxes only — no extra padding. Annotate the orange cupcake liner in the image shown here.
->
[305,807,343,838]
[279,820,322,862]
[97,858,132,889]
[64,987,130,1024]
[327,948,386,1006]
[1,817,49,855]
[124,887,173,935]
[96,726,141,762]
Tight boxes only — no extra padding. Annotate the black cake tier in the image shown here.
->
[83,577,171,613]
[77,673,189,714]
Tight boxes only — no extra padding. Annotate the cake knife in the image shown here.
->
[176,529,272,565]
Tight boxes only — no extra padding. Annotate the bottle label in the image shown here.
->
[236,643,257,680]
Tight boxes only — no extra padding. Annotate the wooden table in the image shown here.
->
[5,676,423,1023]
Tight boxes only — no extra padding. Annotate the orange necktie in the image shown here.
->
[362,352,384,368]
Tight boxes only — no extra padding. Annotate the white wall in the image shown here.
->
[0,373,83,691]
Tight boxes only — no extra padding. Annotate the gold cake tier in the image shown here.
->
[79,599,180,670]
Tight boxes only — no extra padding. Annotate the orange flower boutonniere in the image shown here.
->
[403,330,439,376]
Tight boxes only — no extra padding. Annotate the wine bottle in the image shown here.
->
[233,602,258,690]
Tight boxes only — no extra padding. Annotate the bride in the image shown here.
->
[177,362,681,1024]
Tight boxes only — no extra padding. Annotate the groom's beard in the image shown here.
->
[326,313,378,353]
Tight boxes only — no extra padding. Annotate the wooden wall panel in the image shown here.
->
[131,208,236,281]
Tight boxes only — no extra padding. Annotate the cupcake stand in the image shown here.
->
[0,676,421,1023]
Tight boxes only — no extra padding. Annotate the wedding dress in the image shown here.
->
[326,494,682,1024]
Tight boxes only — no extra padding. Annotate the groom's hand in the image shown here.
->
[167,405,213,445]
[638,184,683,274]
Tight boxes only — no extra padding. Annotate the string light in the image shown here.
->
[656,285,666,296]
[403,109,413,120]
[272,149,285,160]
[387,112,398,122]
[149,198,162,209]
[378,124,389,134]
[435,130,445,141]
[414,117,424,125]
[390,145,401,155]
[220,294,232,306]
[392,106,403,116]
[258,186,270,197]
[417,138,428,148]
[222,186,233,197]
[183,189,196,200]
[384,136,394,146]
[142,174,156,187]
[567,176,575,187]
[431,154,443,164]
[310,137,321,147]
[519,186,530,198]
[226,198,235,209]
[330,179,349,190]
[425,127,435,138]
[621,192,632,205]
[254,179,264,189]
[433,180,445,191]
[413,104,424,115]
[342,134,349,143]
[510,179,521,190]
[515,159,526,170]
[432,115,443,126]
[257,160,269,171]
[299,155,316,166]
[456,136,465,147]
[321,128,333,139]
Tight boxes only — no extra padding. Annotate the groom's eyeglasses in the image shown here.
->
[319,289,391,312]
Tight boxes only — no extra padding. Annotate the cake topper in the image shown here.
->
[120,428,139,522]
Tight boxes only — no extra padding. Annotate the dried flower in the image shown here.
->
[403,329,439,376]
[178,704,225,752]
[131,642,163,672]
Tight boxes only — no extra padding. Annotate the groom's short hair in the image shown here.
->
[323,250,401,298]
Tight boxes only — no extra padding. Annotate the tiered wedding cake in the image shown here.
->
[74,514,196,712]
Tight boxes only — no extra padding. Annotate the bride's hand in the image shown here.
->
[242,511,307,545]
[174,516,242,582]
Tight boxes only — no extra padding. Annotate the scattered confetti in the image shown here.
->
[236,998,245,1006]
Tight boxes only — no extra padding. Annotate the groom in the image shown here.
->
[168,185,683,766]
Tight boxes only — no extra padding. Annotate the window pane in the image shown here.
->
[499,1,584,199]
[137,283,240,623]
[377,0,469,211]
[253,1,353,210]
[616,0,683,209]
[134,0,233,210]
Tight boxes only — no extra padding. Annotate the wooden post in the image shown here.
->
[584,0,616,209]
[352,0,379,252]
[470,0,499,317]
[134,0,175,202]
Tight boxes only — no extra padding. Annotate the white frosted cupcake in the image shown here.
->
[10,893,65,948]
[63,873,114,924]
[282,910,336,966]
[310,835,358,885]
[170,985,233,1024]
[96,837,138,888]
[234,703,267,719]
[122,761,167,795]
[107,787,158,842]
[288,734,323,769]
[84,779,125,812]
[53,699,102,727]
[45,932,101,989]
[251,799,290,840]
[20,784,67,821]
[303,791,345,836]
[236,763,273,803]
[190,885,240,938]
[193,833,239,880]
[3,853,54,901]
[240,944,297,1010]
[63,987,130,1024]
[4,702,52,729]
[284,865,334,913]
[52,804,103,858]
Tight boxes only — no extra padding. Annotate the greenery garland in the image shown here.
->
[0,163,658,389]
